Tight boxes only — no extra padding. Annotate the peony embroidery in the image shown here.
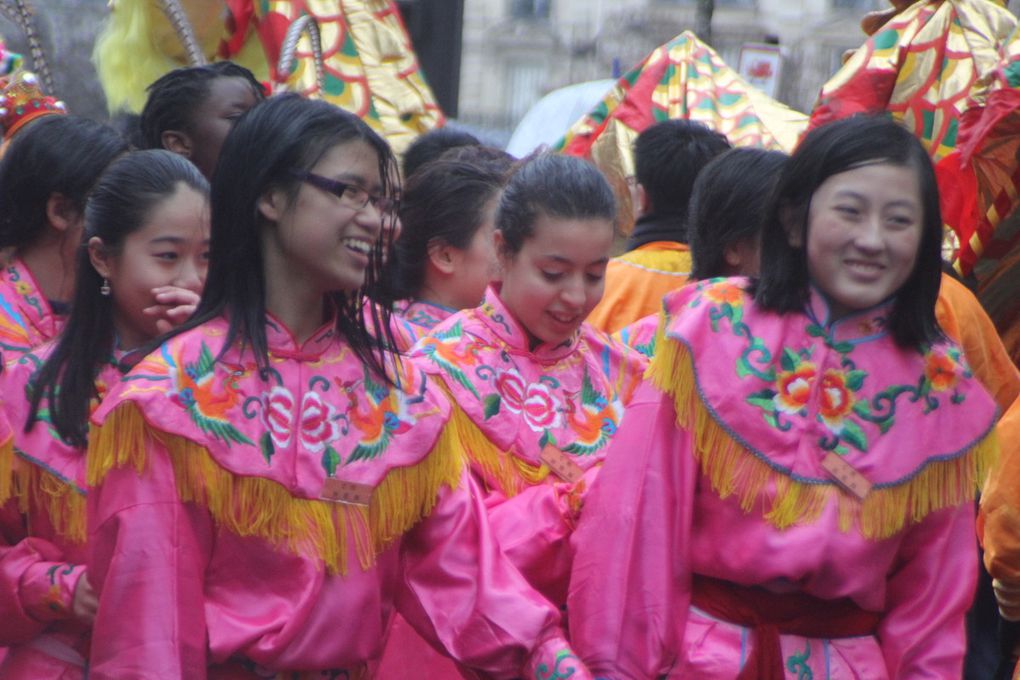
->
[522,381,563,432]
[775,362,816,415]
[261,385,295,449]
[924,350,959,393]
[495,369,527,413]
[298,389,341,455]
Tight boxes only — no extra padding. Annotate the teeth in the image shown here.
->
[342,238,372,255]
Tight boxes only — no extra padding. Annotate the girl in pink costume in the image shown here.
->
[0,150,210,678]
[387,147,513,351]
[84,95,588,680]
[0,115,127,357]
[412,154,647,606]
[568,116,998,679]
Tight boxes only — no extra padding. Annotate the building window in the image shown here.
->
[506,61,546,124]
[509,0,551,19]
[832,0,878,9]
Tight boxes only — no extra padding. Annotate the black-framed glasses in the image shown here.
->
[289,170,397,213]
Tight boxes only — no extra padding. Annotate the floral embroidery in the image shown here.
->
[690,279,972,457]
[924,347,962,393]
[261,385,295,450]
[494,369,527,414]
[775,358,816,416]
[483,368,564,432]
[521,379,563,432]
[298,386,342,455]
[535,649,586,680]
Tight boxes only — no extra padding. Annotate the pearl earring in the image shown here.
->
[100,279,111,296]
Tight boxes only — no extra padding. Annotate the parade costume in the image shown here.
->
[412,288,646,603]
[570,277,998,678]
[586,214,692,335]
[0,345,126,678]
[389,299,457,353]
[84,315,587,679]
[618,273,1020,411]
[0,258,64,357]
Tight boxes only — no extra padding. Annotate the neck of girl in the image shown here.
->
[19,241,75,304]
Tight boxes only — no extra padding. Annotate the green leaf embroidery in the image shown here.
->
[780,347,799,372]
[483,393,501,419]
[840,419,868,452]
[259,431,275,465]
[845,370,867,391]
[322,445,341,477]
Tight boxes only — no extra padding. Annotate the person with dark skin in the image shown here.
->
[140,61,265,179]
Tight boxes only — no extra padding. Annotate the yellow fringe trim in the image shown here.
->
[446,406,550,497]
[648,329,999,540]
[0,437,87,543]
[87,403,462,575]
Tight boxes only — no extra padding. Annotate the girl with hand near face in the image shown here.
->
[0,150,210,678]
[0,115,128,359]
[84,95,589,680]
[411,154,647,606]
[567,116,998,679]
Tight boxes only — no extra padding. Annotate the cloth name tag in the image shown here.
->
[319,478,373,506]
[821,452,873,500]
[539,443,584,484]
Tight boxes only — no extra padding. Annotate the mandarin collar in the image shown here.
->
[476,286,580,362]
[265,310,337,361]
[804,284,892,346]
[400,298,457,330]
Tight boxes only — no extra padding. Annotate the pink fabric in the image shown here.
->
[0,257,62,357]
[568,278,995,679]
[614,313,659,359]
[87,315,589,679]
[0,346,122,678]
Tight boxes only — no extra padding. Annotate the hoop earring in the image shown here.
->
[100,279,111,296]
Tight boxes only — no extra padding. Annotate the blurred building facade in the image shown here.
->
[456,0,939,136]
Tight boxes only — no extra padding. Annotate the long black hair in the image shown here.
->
[173,94,398,382]
[754,115,944,349]
[390,153,509,300]
[0,115,128,250]
[27,150,209,447]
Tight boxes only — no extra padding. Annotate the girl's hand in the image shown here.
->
[72,571,98,624]
[143,286,201,334]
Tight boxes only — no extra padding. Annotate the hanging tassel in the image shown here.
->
[647,330,999,539]
[88,402,463,574]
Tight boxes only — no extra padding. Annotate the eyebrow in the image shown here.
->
[833,190,918,209]
[333,172,383,194]
[148,236,210,245]
[543,254,610,266]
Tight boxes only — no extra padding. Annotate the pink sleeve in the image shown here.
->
[877,502,977,678]
[0,538,86,643]
[568,382,696,679]
[396,469,592,680]
[87,437,213,680]
[484,470,592,605]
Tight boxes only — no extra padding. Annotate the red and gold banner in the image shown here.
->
[554,31,808,181]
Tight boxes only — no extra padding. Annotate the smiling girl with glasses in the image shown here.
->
[82,95,589,679]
